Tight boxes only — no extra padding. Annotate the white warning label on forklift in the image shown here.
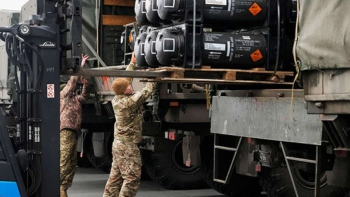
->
[47,84,55,98]
[205,43,226,51]
[205,0,227,5]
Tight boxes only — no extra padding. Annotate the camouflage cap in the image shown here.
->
[112,78,130,95]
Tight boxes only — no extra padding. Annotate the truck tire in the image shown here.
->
[142,140,208,190]
[84,132,112,173]
[77,153,92,168]
[259,166,349,197]
[201,163,262,196]
[102,131,114,173]
[200,136,262,196]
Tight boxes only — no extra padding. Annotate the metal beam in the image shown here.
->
[314,146,321,197]
[82,36,108,67]
[225,137,242,184]
[285,156,317,164]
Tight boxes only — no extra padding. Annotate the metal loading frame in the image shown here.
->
[280,142,322,197]
[213,135,242,184]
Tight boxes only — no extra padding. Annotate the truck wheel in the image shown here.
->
[201,163,261,196]
[77,153,92,167]
[142,140,208,189]
[101,131,114,173]
[84,132,112,173]
[259,166,349,197]
[200,136,262,196]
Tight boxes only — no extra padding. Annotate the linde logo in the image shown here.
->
[40,41,56,47]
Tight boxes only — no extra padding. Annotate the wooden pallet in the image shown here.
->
[144,67,295,85]
[63,66,294,85]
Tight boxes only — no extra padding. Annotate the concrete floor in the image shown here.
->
[68,167,224,197]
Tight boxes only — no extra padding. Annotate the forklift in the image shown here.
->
[0,1,81,196]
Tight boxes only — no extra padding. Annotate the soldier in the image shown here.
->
[60,54,89,197]
[103,53,156,197]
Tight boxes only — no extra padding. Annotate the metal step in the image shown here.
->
[214,145,237,151]
[214,135,242,185]
[281,142,321,197]
[213,179,226,184]
[285,156,317,164]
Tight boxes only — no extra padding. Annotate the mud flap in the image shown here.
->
[182,134,201,166]
[327,157,350,188]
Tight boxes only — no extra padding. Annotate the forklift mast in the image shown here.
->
[0,0,82,196]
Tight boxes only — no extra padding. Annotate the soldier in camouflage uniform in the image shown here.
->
[60,54,89,197]
[103,53,156,197]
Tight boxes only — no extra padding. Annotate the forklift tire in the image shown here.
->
[259,166,349,197]
[142,141,208,190]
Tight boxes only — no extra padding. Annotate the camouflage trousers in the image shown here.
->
[60,129,78,190]
[103,140,141,197]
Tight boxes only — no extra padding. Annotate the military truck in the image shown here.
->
[80,0,350,196]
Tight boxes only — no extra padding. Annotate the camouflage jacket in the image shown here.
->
[60,76,89,132]
[112,63,156,144]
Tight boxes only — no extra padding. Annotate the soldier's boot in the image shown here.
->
[60,187,68,197]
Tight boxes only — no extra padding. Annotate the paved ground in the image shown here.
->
[68,167,225,197]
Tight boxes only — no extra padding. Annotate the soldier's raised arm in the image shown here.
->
[129,82,157,109]
[125,52,136,84]
[60,76,79,98]
[61,54,89,98]
[77,77,89,102]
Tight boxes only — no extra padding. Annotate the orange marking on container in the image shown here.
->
[249,2,262,16]
[250,49,263,62]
